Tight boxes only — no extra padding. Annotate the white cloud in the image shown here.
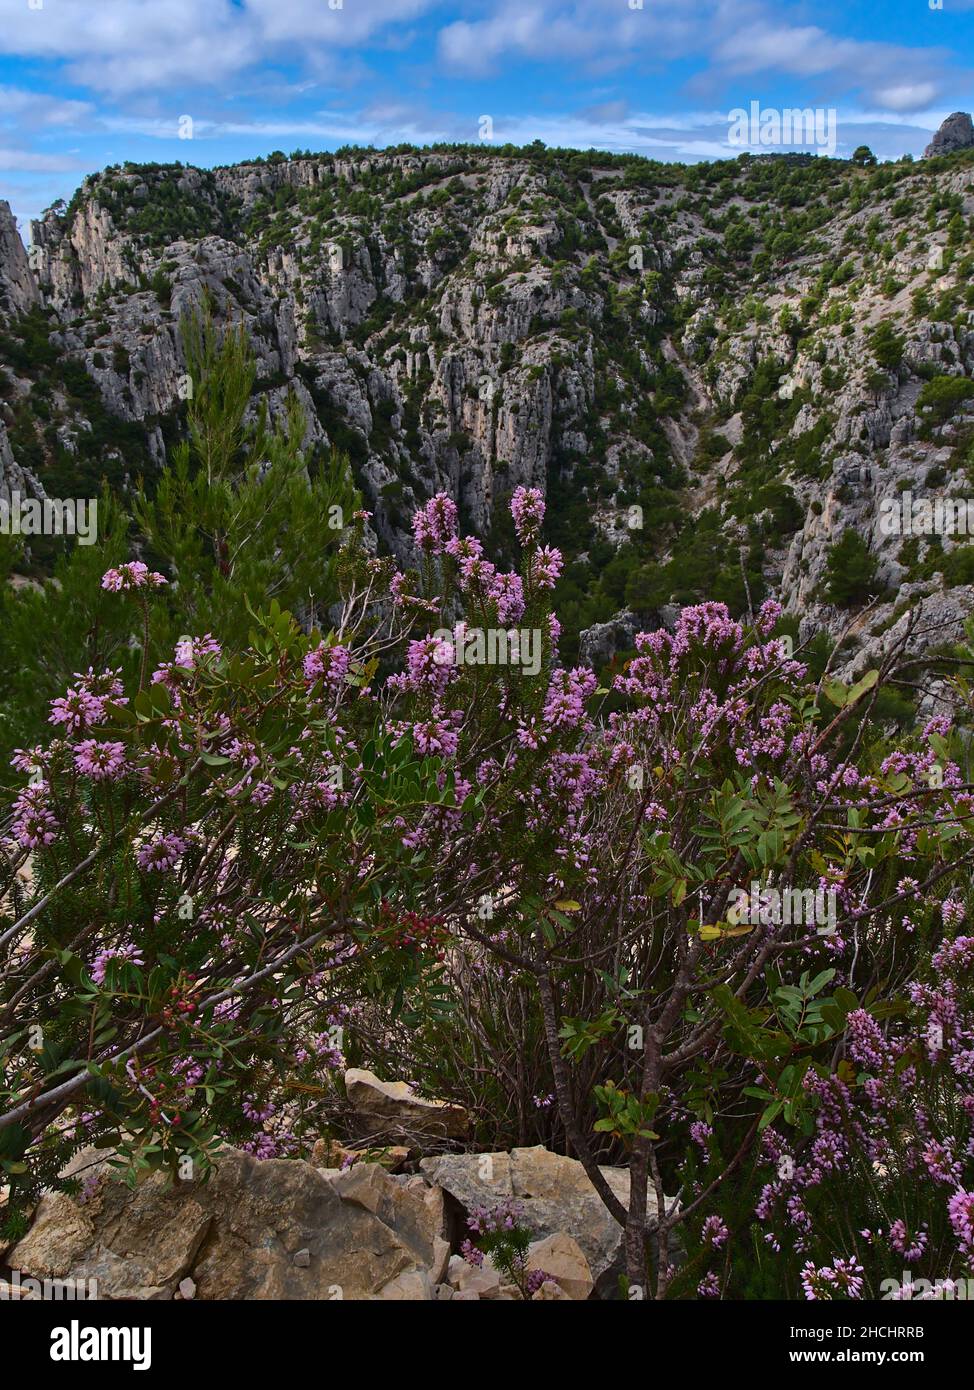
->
[436,1,965,116]
[0,0,442,96]
[0,146,83,172]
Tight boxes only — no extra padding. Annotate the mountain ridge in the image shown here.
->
[2,132,974,691]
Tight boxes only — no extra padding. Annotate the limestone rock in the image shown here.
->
[526,1232,594,1301]
[532,1278,572,1300]
[421,1146,671,1296]
[0,200,39,316]
[344,1067,469,1143]
[7,1148,444,1301]
[924,112,974,159]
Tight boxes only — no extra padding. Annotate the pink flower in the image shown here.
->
[412,493,458,555]
[50,687,106,732]
[529,545,563,590]
[90,942,145,985]
[11,789,58,848]
[136,831,191,873]
[304,643,351,688]
[511,485,545,545]
[74,740,128,781]
[101,561,167,592]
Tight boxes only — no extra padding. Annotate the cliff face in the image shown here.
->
[0,200,38,317]
[3,131,974,683]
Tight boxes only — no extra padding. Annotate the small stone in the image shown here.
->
[532,1278,571,1300]
[293,1248,310,1268]
[526,1232,594,1301]
[178,1277,196,1300]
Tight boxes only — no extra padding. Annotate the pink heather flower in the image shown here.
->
[11,784,58,848]
[445,534,483,568]
[801,1257,864,1300]
[690,1120,714,1150]
[74,740,128,781]
[12,803,58,849]
[489,571,526,625]
[888,1220,928,1262]
[757,597,783,634]
[136,831,191,873]
[101,561,167,592]
[412,717,459,758]
[90,942,145,985]
[529,544,563,590]
[525,1268,551,1296]
[304,643,351,688]
[702,1215,729,1249]
[511,485,545,545]
[923,1139,962,1187]
[412,492,458,555]
[49,687,106,732]
[697,1272,721,1298]
[948,1189,974,1249]
[466,1200,522,1236]
[543,667,596,729]
[461,1239,484,1268]
[174,633,222,669]
[11,746,45,774]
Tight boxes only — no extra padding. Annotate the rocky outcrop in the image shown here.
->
[3,1143,631,1301]
[0,201,38,317]
[924,112,974,159]
[420,1145,674,1297]
[6,1147,450,1301]
[0,419,44,509]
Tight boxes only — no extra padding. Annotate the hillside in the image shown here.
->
[2,134,974,683]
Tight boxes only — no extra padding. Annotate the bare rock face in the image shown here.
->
[579,610,646,669]
[420,1145,672,1296]
[0,419,45,509]
[344,1067,469,1144]
[924,112,974,159]
[0,200,38,316]
[5,1148,448,1301]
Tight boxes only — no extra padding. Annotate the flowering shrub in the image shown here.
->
[2,483,973,1304]
[461,1199,550,1298]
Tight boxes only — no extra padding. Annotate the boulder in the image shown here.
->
[445,1252,503,1299]
[343,1068,469,1143]
[326,1163,450,1284]
[420,1146,672,1297]
[6,1148,447,1301]
[311,1136,410,1172]
[526,1232,594,1301]
[532,1278,572,1300]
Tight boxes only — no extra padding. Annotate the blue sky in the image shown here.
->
[1,0,973,234]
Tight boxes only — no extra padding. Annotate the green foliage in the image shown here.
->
[916,373,974,425]
[822,528,880,607]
